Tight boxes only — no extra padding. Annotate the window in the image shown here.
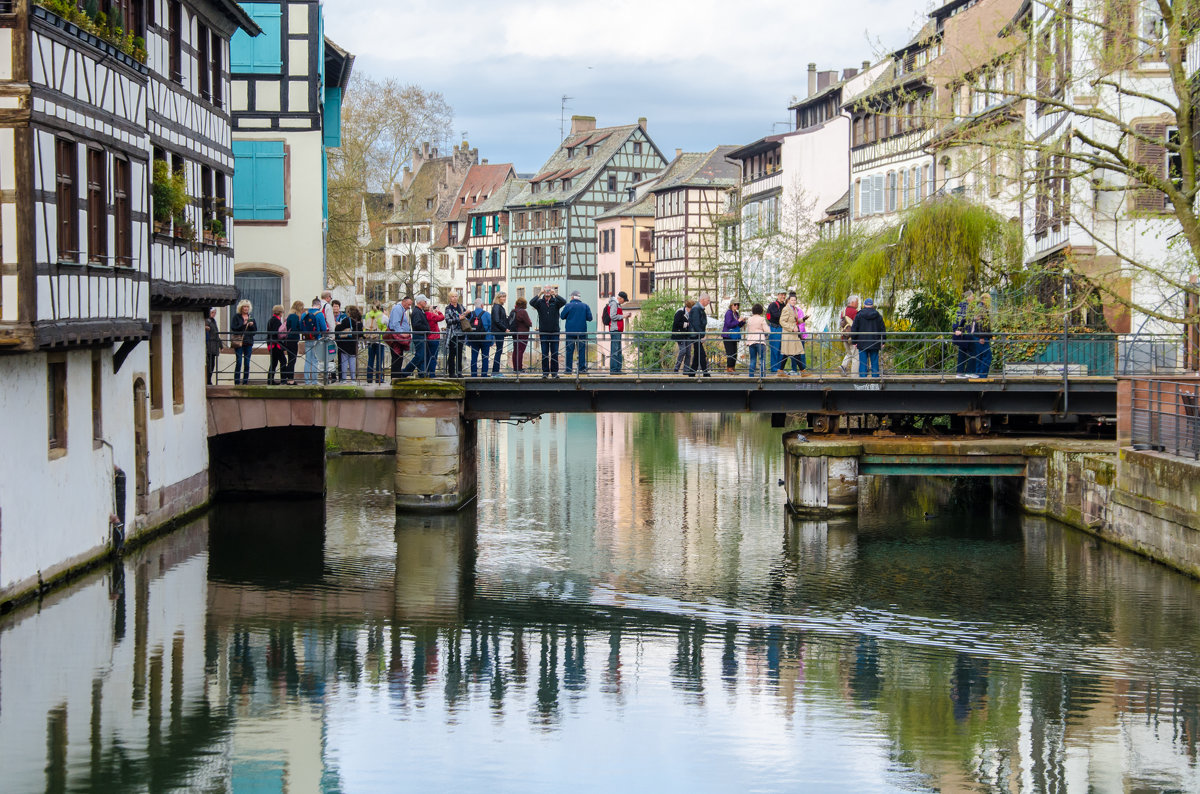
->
[114,157,132,266]
[491,248,500,269]
[608,174,617,192]
[561,178,571,191]
[86,149,106,264]
[474,249,483,270]
[169,1,181,83]
[234,271,282,322]
[107,0,144,39]
[1132,121,1170,212]
[198,21,211,99]
[56,138,77,262]
[640,271,654,295]
[886,172,896,213]
[210,30,223,107]
[200,165,214,233]
[91,350,102,446]
[230,2,283,74]
[232,140,286,220]
[640,229,653,252]
[171,316,184,409]
[48,357,67,455]
[149,319,163,412]
[633,142,643,155]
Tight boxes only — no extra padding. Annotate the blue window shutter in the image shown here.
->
[493,214,499,233]
[323,87,342,147]
[231,3,282,74]
[232,140,286,221]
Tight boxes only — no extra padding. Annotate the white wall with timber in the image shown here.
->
[1,125,18,323]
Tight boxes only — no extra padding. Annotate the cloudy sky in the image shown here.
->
[323,0,930,173]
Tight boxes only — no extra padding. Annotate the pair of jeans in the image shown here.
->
[976,339,992,376]
[689,336,708,374]
[423,340,440,377]
[859,349,881,378]
[304,341,321,384]
[234,345,252,383]
[748,344,766,377]
[540,334,560,375]
[470,341,492,376]
[367,343,385,382]
[446,336,464,378]
[768,325,783,372]
[401,338,426,376]
[339,351,357,381]
[491,333,505,374]
[564,333,586,373]
[674,341,692,373]
[954,337,977,375]
[609,331,623,373]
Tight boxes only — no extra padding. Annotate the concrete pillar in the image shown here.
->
[1021,455,1048,513]
[782,436,862,516]
[394,387,476,512]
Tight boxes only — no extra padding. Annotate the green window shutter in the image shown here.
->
[231,3,282,75]
[323,87,342,148]
[232,140,286,220]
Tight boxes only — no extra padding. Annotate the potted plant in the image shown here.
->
[151,160,173,234]
[206,218,225,246]
[173,216,196,242]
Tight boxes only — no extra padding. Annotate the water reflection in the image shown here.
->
[2,417,1200,791]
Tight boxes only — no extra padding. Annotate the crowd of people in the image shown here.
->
[202,286,911,384]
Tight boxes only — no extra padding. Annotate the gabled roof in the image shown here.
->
[386,156,453,224]
[725,133,795,162]
[324,37,354,90]
[595,192,656,221]
[471,177,528,216]
[649,146,740,192]
[506,123,663,208]
[447,163,517,222]
[214,1,262,36]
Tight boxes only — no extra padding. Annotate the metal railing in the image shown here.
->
[207,329,1186,386]
[1130,379,1200,459]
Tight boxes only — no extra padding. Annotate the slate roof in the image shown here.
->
[595,191,656,221]
[823,190,850,216]
[386,156,452,224]
[506,123,647,208]
[649,146,740,193]
[447,163,516,223]
[471,177,528,216]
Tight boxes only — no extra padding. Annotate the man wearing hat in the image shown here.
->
[400,295,431,377]
[849,297,886,378]
[603,291,627,374]
[559,290,594,374]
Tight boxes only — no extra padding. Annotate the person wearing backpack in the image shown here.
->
[672,299,693,374]
[336,305,363,382]
[422,301,444,377]
[387,296,413,378]
[282,300,304,384]
[838,295,860,376]
[467,298,493,377]
[400,295,430,377]
[300,298,328,385]
[603,291,626,374]
[266,304,289,385]
[364,303,387,383]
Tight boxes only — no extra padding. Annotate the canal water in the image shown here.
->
[4,415,1200,793]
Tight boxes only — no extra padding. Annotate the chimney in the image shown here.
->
[638,117,647,131]
[818,70,837,92]
[862,60,871,72]
[482,158,488,165]
[570,115,597,135]
[675,148,682,159]
[807,63,817,97]
[842,67,859,80]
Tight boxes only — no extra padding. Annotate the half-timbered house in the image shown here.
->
[594,191,655,307]
[440,161,514,302]
[228,0,352,315]
[463,173,522,303]
[648,146,740,298]
[505,116,666,320]
[0,0,258,604]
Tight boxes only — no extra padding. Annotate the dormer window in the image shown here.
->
[532,182,540,194]
[426,198,433,210]
[586,145,595,157]
[566,147,575,159]
[562,178,572,190]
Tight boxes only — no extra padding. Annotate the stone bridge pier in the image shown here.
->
[207,383,476,512]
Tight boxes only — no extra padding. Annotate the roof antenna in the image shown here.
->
[560,94,573,141]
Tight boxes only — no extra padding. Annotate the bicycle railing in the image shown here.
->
[1130,379,1200,459]
[207,330,1187,385]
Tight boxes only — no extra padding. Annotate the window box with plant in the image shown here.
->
[204,218,225,246]
[33,1,148,67]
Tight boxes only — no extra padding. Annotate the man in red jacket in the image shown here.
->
[604,291,627,374]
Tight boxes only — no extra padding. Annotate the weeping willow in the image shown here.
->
[792,196,1024,307]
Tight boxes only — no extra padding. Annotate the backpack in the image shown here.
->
[470,310,484,333]
[602,302,611,326]
[276,316,289,342]
[300,311,319,340]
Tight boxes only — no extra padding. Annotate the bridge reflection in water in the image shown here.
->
[3,417,1200,792]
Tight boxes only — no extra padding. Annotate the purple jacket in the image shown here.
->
[722,308,744,339]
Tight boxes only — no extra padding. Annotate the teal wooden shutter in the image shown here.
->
[231,3,282,74]
[232,140,286,220]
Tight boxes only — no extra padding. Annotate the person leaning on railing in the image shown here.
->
[364,303,387,384]
[231,299,256,385]
[266,305,288,385]
[282,301,303,385]
[386,296,413,379]
[744,304,770,377]
[850,297,886,378]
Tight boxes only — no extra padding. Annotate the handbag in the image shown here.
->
[231,338,243,349]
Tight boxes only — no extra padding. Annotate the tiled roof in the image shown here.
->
[447,163,516,222]
[386,156,452,224]
[595,191,656,220]
[649,146,740,192]
[506,123,650,208]
[471,177,528,215]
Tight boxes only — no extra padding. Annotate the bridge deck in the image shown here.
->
[207,374,1116,419]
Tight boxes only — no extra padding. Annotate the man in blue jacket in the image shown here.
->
[559,290,594,374]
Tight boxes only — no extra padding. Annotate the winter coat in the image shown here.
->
[687,303,708,340]
[491,302,510,335]
[443,302,465,339]
[850,306,887,351]
[604,298,625,332]
[425,309,444,341]
[744,314,770,345]
[336,315,362,355]
[559,298,593,333]
[267,314,286,350]
[285,312,302,342]
[671,308,690,341]
[766,300,784,327]
[231,312,256,346]
[409,305,431,337]
[510,307,533,334]
[205,317,220,355]
[529,293,567,332]
[779,304,804,356]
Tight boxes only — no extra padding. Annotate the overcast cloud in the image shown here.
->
[324,0,930,173]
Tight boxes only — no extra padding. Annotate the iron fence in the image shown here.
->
[1130,379,1200,459]
[207,329,1186,386]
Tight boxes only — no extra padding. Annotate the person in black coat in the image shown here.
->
[687,295,712,376]
[490,292,509,376]
[849,297,886,378]
[205,308,220,385]
[400,295,432,376]
[528,285,567,378]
